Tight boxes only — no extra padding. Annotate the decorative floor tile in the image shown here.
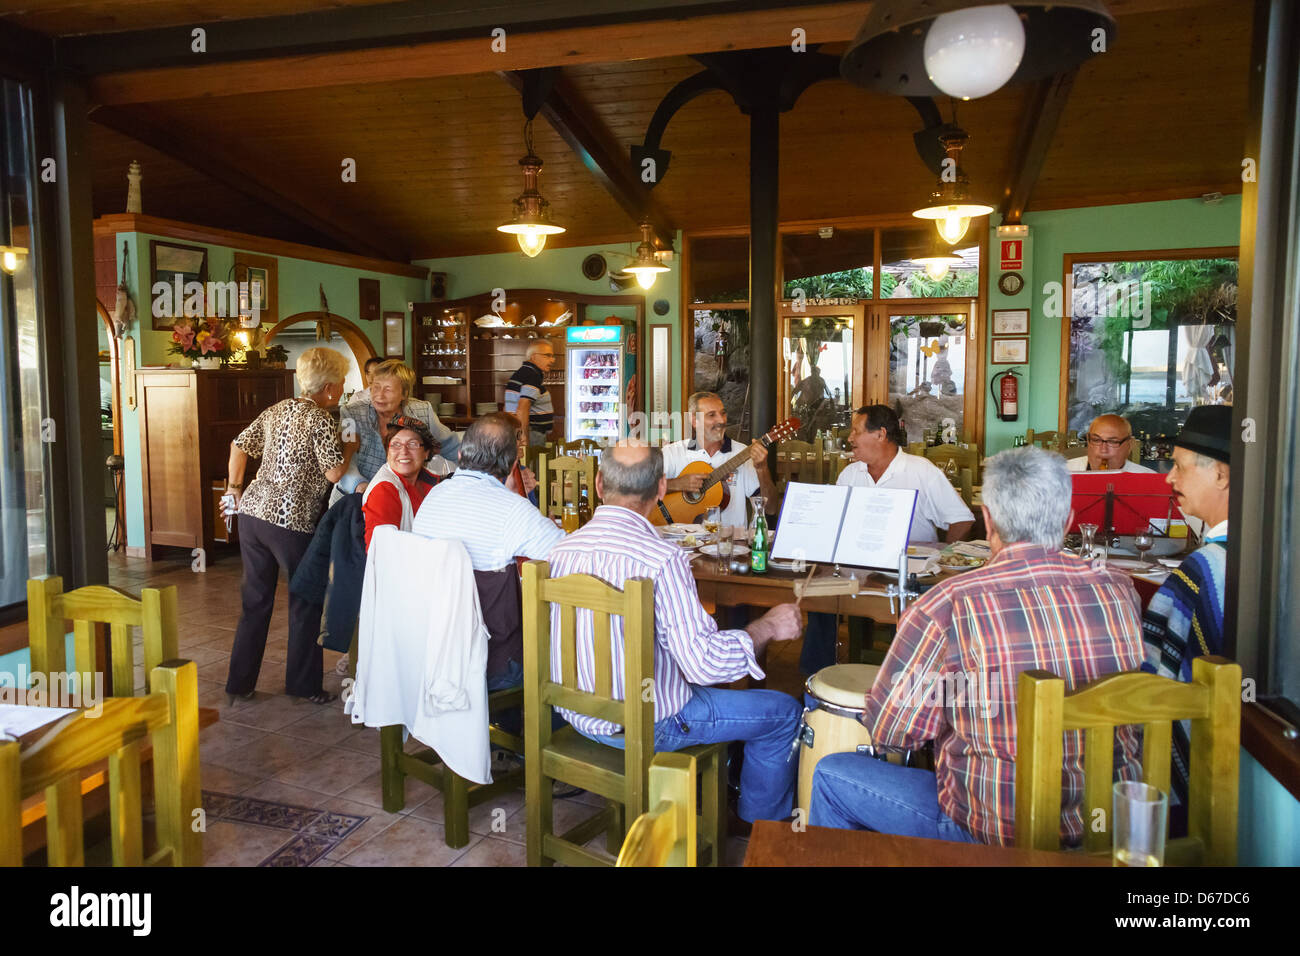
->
[203,790,368,867]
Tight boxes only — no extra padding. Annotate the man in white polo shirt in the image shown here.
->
[661,391,779,529]
[802,404,974,674]
[1066,413,1154,473]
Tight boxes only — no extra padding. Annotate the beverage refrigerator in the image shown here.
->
[564,325,626,443]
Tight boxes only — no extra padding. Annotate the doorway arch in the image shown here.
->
[264,312,378,370]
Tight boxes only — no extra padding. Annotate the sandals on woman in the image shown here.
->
[299,690,338,705]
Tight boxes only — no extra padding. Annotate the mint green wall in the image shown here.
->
[413,235,682,413]
[115,232,426,548]
[982,196,1243,452]
[1239,751,1300,866]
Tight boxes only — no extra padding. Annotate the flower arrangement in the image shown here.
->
[264,343,289,367]
[168,317,230,363]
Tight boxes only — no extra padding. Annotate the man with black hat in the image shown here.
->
[1141,404,1232,809]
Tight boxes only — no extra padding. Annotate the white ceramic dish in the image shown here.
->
[699,542,749,557]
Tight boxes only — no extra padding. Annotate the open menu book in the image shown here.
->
[771,482,918,571]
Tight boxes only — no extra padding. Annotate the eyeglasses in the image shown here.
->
[1086,433,1131,448]
[390,440,425,452]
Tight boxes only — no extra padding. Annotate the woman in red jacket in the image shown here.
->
[361,415,441,550]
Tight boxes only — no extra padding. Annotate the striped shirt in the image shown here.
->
[546,505,762,736]
[866,543,1146,847]
[411,469,562,571]
[504,361,553,432]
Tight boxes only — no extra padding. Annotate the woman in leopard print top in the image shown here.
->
[224,347,359,704]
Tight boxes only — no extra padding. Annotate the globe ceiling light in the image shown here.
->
[923,4,1025,100]
[497,119,565,258]
[840,0,1115,99]
[911,129,994,245]
[621,221,670,290]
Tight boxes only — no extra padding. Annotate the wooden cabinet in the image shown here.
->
[136,368,296,560]
[411,288,645,442]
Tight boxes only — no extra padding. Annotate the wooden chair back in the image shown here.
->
[616,752,698,867]
[27,576,179,697]
[1025,429,1064,452]
[555,438,602,457]
[1015,656,1240,865]
[906,441,926,457]
[0,661,202,866]
[828,452,851,483]
[775,440,824,489]
[1130,438,1143,464]
[537,454,597,521]
[923,444,980,484]
[1064,444,1090,461]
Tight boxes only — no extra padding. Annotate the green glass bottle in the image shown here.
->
[750,511,768,574]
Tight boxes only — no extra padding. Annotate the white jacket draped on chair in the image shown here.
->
[348,525,491,783]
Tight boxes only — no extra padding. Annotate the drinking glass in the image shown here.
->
[703,506,721,538]
[1079,522,1098,558]
[1112,781,1168,867]
[1134,527,1155,565]
[715,526,734,575]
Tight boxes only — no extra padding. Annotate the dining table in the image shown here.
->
[743,820,1108,867]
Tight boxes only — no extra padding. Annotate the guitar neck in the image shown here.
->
[703,433,775,490]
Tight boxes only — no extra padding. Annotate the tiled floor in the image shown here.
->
[107,545,789,867]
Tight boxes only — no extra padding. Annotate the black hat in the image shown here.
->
[1175,405,1232,464]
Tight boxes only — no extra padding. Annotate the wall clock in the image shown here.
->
[998,271,1024,296]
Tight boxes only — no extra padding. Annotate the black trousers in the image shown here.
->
[225,514,324,698]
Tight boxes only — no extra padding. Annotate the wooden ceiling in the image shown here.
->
[0,0,396,35]
[47,0,1254,261]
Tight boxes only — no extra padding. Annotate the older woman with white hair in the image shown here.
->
[223,346,360,704]
[809,445,1146,846]
[338,358,461,495]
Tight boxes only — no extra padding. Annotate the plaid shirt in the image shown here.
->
[866,543,1146,846]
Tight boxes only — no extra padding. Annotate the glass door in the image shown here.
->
[778,304,861,442]
[868,303,975,445]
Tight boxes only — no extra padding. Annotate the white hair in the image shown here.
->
[295,347,350,396]
[982,446,1073,549]
[526,341,555,361]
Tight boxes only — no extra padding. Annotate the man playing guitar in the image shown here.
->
[662,391,780,528]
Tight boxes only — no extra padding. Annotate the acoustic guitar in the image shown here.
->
[652,417,801,526]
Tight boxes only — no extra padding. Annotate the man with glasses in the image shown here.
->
[1067,414,1154,473]
[505,341,557,450]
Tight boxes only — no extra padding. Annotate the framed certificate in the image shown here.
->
[992,309,1030,336]
[992,337,1029,364]
[383,311,405,358]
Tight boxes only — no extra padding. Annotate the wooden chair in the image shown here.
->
[906,441,926,457]
[555,438,602,457]
[828,452,851,483]
[1024,429,1064,452]
[924,444,980,484]
[1,661,202,866]
[1064,444,1090,461]
[537,453,597,522]
[1130,438,1143,463]
[521,561,727,867]
[1015,656,1240,865]
[958,467,974,507]
[775,440,824,490]
[27,575,179,697]
[379,688,526,848]
[616,752,698,867]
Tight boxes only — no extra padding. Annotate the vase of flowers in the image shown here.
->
[168,318,229,369]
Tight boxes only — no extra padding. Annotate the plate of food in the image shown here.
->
[938,541,991,572]
[699,542,749,557]
[661,523,706,538]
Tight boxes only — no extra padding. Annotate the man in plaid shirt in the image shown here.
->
[809,446,1145,846]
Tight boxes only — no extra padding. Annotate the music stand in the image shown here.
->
[1070,472,1176,539]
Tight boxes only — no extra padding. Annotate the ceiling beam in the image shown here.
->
[500,69,677,249]
[84,2,873,106]
[88,106,405,261]
[998,69,1079,224]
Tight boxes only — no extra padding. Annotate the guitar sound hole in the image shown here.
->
[684,492,702,505]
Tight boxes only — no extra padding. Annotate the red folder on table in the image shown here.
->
[1070,472,1176,535]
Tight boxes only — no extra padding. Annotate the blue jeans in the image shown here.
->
[578,685,801,823]
[809,752,979,842]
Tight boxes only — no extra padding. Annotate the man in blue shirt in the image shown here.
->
[505,341,557,449]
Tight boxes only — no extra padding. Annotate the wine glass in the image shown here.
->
[1079,522,1099,559]
[1134,526,1155,566]
[703,506,721,538]
[715,526,734,575]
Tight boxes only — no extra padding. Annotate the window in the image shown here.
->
[688,235,749,304]
[880,227,980,299]
[888,311,970,443]
[1063,253,1238,439]
[691,307,751,441]
[0,77,50,610]
[781,228,875,299]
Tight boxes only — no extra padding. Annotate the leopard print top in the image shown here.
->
[235,399,344,534]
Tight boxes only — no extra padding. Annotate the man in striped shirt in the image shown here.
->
[547,443,803,824]
[810,446,1145,846]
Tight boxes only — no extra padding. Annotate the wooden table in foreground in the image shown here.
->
[743,821,1108,867]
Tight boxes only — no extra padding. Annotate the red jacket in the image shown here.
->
[362,471,438,550]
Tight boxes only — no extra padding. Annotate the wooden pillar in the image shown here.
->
[748,104,779,444]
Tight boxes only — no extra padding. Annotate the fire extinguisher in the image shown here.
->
[990,367,1021,421]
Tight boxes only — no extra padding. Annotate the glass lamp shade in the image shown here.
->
[913,247,963,280]
[1,250,17,274]
[912,202,994,245]
[621,221,671,289]
[923,4,1026,101]
[624,266,666,290]
[498,221,565,258]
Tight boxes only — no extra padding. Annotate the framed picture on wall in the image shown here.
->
[991,337,1029,364]
[992,309,1030,336]
[150,240,208,329]
[383,311,405,358]
[359,277,381,322]
[232,252,278,326]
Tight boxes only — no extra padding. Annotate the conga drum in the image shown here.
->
[795,663,880,813]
